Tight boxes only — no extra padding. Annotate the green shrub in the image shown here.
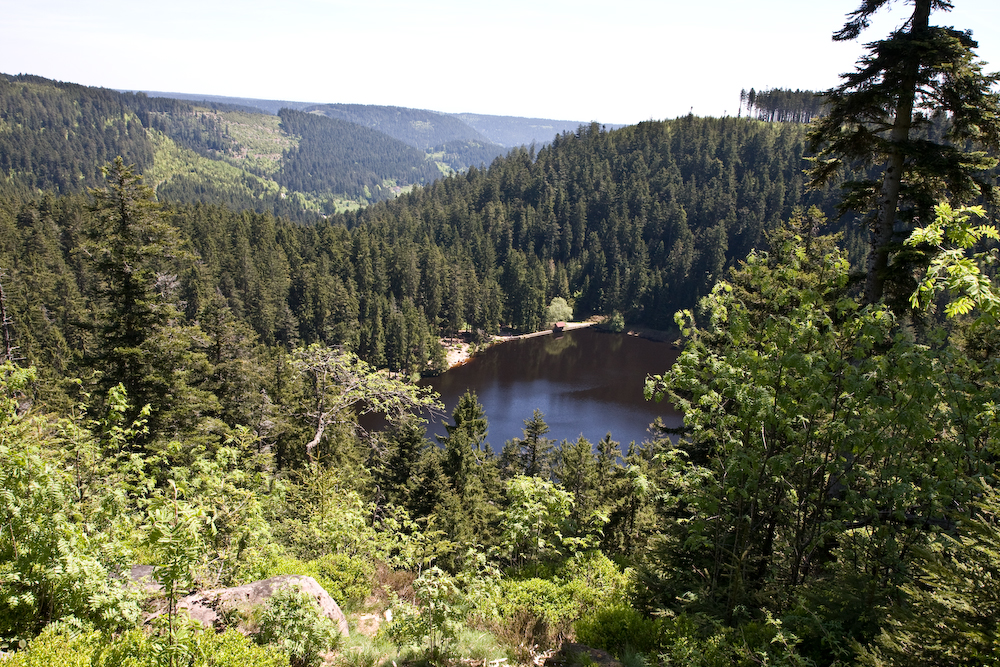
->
[575,604,661,657]
[497,577,577,645]
[310,553,375,607]
[91,627,156,667]
[558,551,633,609]
[9,625,292,667]
[254,585,341,667]
[197,628,290,667]
[382,567,465,659]
[0,386,142,639]
[0,623,99,667]
[493,554,634,649]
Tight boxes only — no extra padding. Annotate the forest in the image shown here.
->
[3,0,1000,665]
[0,75,496,215]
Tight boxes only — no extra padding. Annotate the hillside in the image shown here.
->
[0,115,852,389]
[303,103,493,149]
[4,1,1000,664]
[138,90,600,148]
[0,75,449,216]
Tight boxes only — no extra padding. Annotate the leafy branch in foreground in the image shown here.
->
[643,211,993,639]
[146,481,203,667]
[906,202,1000,318]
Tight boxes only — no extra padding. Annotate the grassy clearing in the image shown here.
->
[145,130,352,216]
[193,108,298,175]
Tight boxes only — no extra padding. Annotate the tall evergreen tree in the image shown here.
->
[439,390,489,496]
[808,0,1000,305]
[88,158,211,443]
[500,409,556,479]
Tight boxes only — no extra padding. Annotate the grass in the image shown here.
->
[331,614,516,667]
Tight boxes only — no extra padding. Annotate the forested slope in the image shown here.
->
[0,75,154,195]
[4,2,1000,664]
[0,75,453,214]
[304,103,494,149]
[275,108,444,199]
[453,112,621,147]
[343,117,851,330]
[0,114,852,414]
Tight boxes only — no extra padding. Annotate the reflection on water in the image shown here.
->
[420,328,682,452]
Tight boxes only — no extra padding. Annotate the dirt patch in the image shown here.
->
[354,613,383,637]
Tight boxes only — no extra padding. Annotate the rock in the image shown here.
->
[154,575,349,637]
[543,643,622,667]
[127,565,163,594]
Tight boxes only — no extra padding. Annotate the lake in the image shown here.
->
[420,327,682,452]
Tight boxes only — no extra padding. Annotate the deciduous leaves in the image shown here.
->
[292,343,441,459]
[645,213,995,621]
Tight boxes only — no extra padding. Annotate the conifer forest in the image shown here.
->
[2,1,1000,665]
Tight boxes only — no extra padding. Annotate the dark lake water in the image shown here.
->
[419,328,682,452]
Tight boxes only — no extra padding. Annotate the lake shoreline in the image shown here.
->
[439,319,677,370]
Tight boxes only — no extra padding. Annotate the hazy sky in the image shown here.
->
[3,0,999,125]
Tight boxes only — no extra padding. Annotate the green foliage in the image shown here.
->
[606,311,625,333]
[500,475,574,566]
[90,627,158,667]
[858,485,1000,666]
[545,297,573,326]
[145,482,205,667]
[167,428,276,588]
[272,462,440,570]
[497,577,577,642]
[501,409,556,479]
[257,553,374,610]
[906,202,1000,318]
[0,623,101,667]
[253,585,341,667]
[653,612,808,667]
[575,604,662,657]
[644,213,994,633]
[196,628,292,667]
[2,625,290,667]
[558,551,634,610]
[383,566,465,661]
[0,365,141,640]
[494,552,632,648]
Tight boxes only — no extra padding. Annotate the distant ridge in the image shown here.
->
[303,103,494,150]
[453,113,624,148]
[131,90,607,148]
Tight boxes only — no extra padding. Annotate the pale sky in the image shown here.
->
[3,0,999,126]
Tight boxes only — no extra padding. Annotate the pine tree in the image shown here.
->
[88,158,214,444]
[808,0,1000,305]
[501,409,555,479]
[439,390,489,495]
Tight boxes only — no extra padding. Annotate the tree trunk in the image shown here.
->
[864,0,931,304]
